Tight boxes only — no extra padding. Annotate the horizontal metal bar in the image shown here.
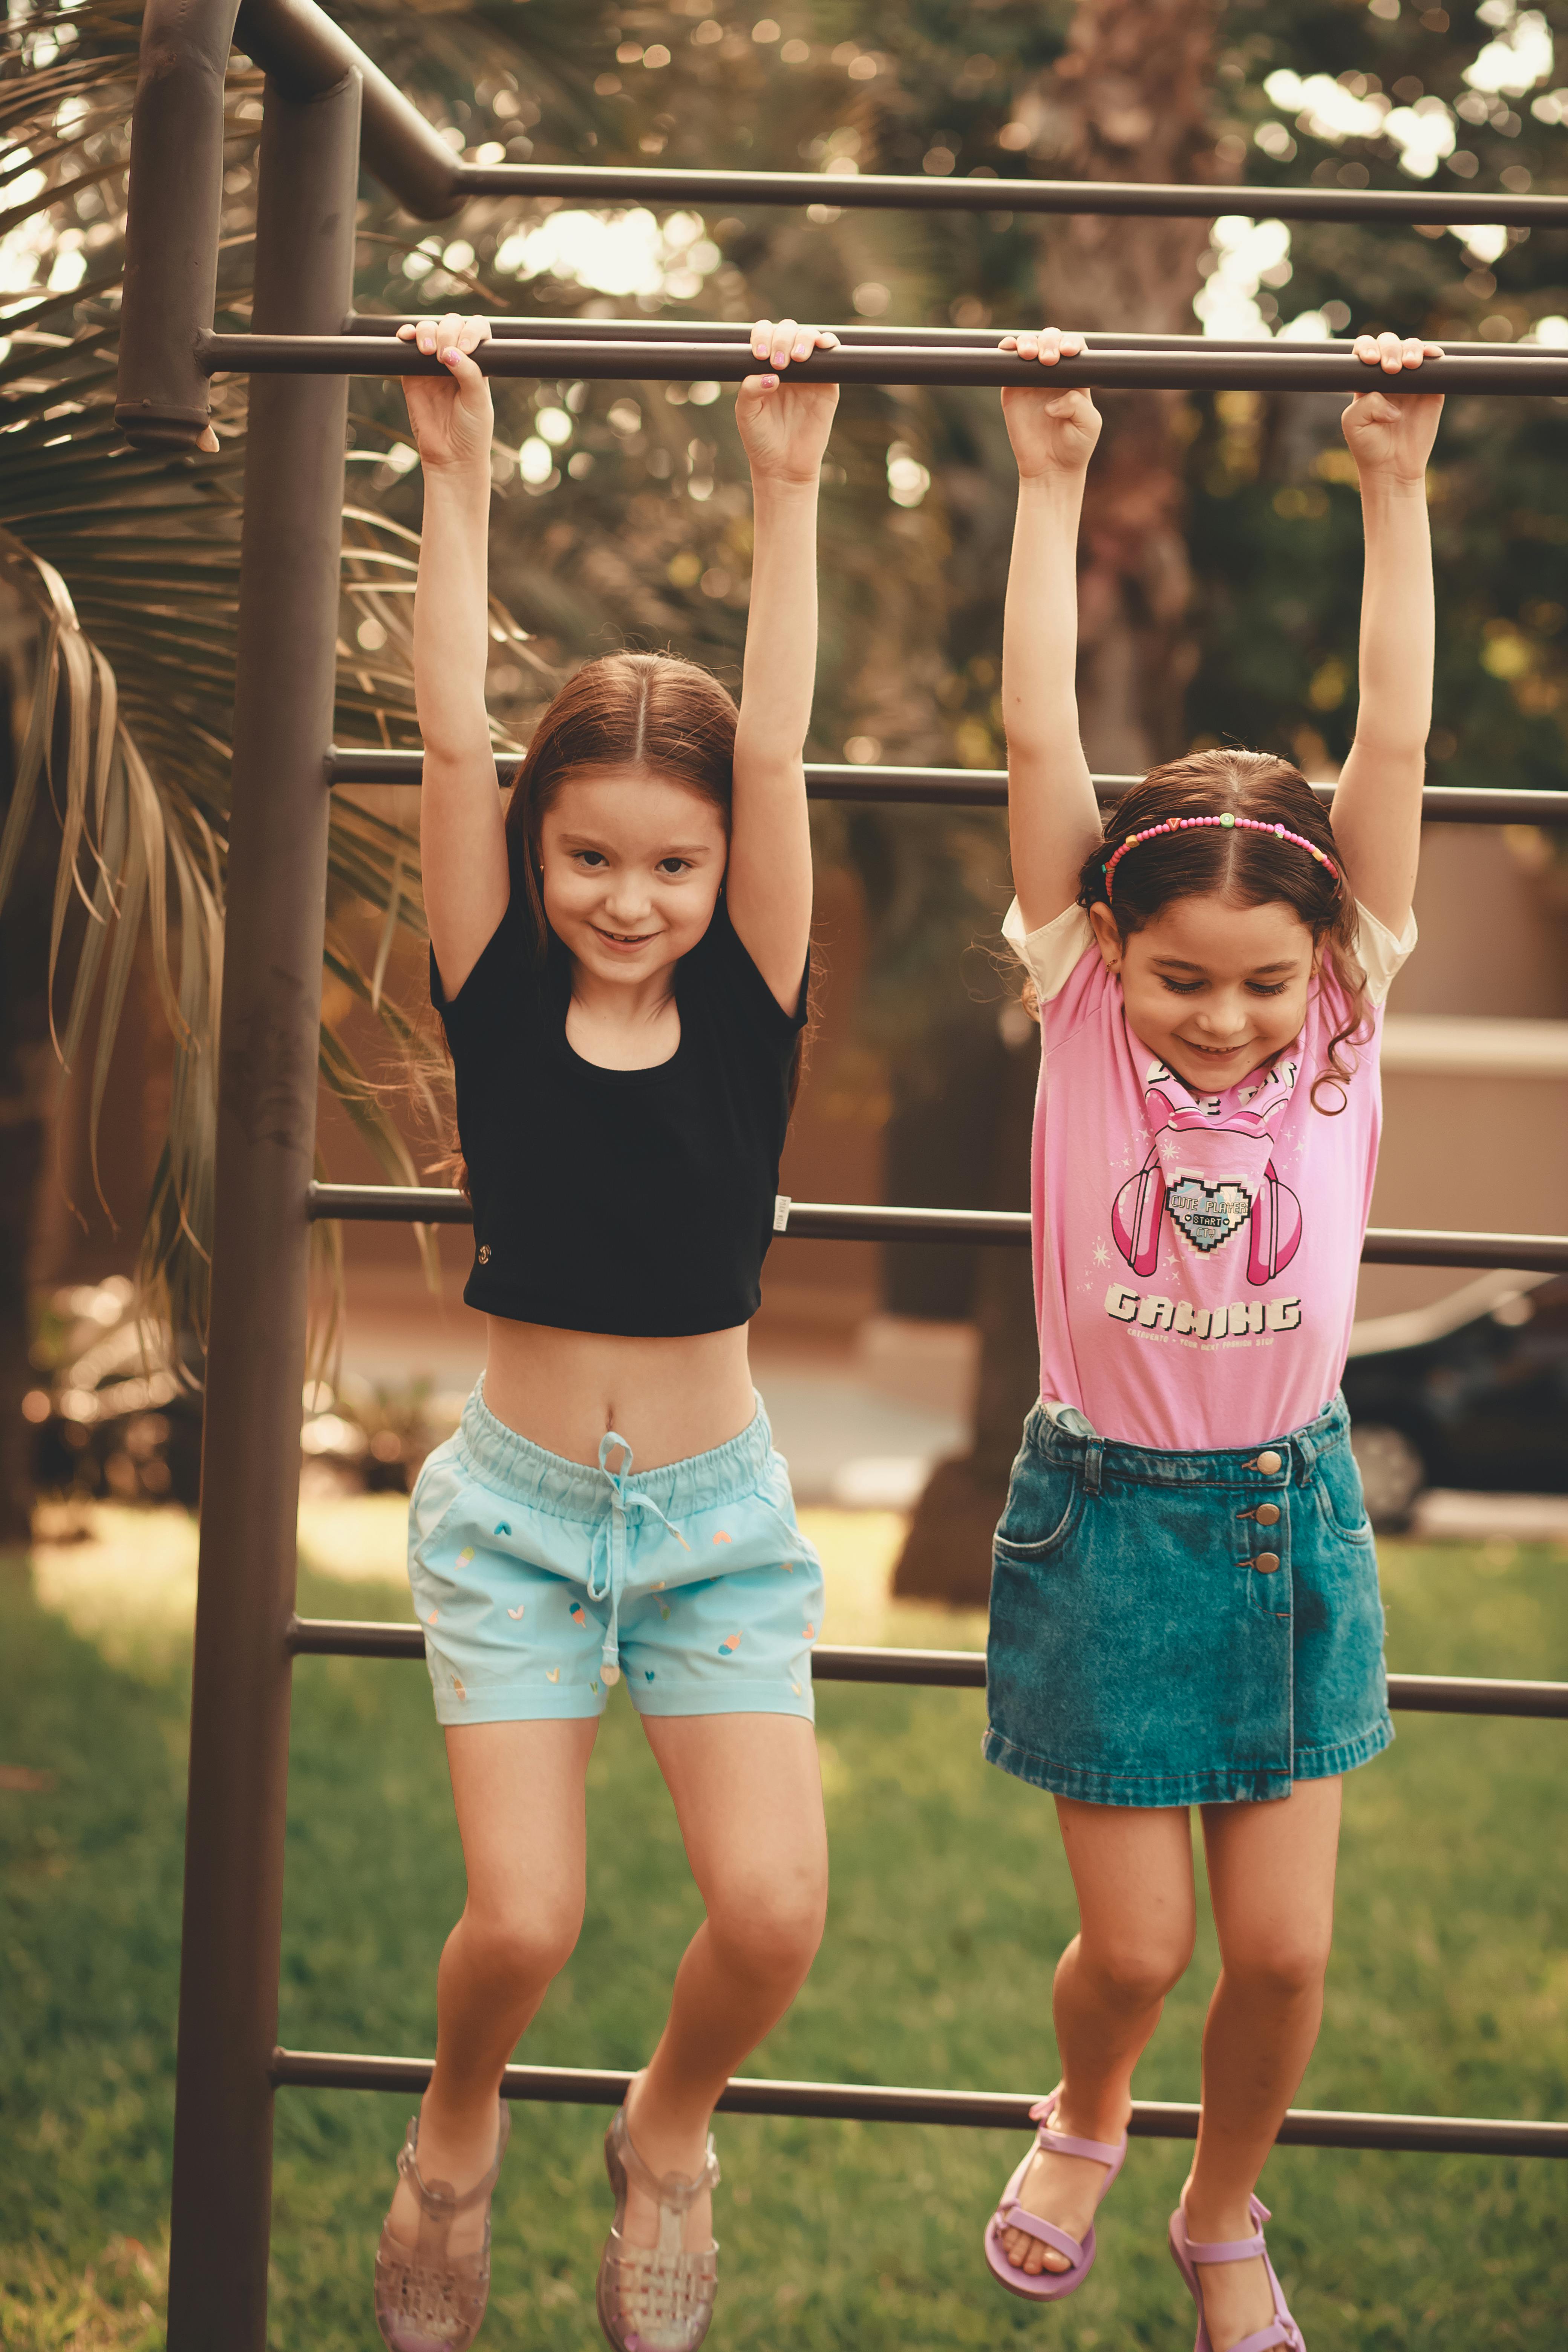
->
[202,335,1568,396]
[349,314,1554,362]
[324,747,1568,829]
[449,160,1568,233]
[285,1621,1568,1721]
[269,2046,1568,2156]
[302,1185,1568,1274]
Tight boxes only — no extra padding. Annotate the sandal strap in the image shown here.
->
[397,2101,511,2217]
[1185,2227,1267,2263]
[1183,2190,1274,2266]
[609,2101,721,2212]
[1027,2090,1125,2168]
[996,2204,1084,2264]
[1228,2328,1297,2352]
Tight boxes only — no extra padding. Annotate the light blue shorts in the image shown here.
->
[407,1382,824,1725]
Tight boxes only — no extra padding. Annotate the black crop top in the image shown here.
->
[431,897,809,1337]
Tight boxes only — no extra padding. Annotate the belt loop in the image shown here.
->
[1084,1438,1104,1497]
[1292,1424,1317,1485]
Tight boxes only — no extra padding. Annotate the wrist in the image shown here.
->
[1016,466,1089,500]
[750,468,823,499]
[1357,470,1429,504]
[421,454,492,497]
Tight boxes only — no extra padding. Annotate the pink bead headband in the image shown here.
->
[1102,810,1339,899]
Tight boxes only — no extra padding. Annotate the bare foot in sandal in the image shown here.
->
[999,2104,1121,2276]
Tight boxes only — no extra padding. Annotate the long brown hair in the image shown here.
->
[430,651,807,1193]
[1075,748,1368,1113]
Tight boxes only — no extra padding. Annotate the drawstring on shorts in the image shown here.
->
[584,1431,690,1684]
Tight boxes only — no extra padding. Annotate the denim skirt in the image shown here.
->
[983,1393,1392,1808]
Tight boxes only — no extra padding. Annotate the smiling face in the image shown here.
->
[1089,890,1320,1094]
[536,769,729,984]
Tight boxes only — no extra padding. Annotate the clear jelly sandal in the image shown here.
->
[596,2089,720,2352]
[375,2100,511,2352]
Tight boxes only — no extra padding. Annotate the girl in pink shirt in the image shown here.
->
[980,327,1442,2352]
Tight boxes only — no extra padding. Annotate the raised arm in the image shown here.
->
[724,319,840,1012]
[998,329,1107,933]
[1327,331,1444,938]
[397,311,505,999]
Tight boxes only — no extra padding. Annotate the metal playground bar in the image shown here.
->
[107,3,1568,2344]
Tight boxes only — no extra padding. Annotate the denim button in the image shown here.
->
[1255,1551,1281,1573]
[1256,1503,1281,1525]
[1255,1449,1282,1474]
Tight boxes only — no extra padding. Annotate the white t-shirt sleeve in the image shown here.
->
[1002,897,1095,1005]
[1354,900,1418,1008]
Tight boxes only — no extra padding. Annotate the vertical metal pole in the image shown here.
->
[164,66,360,2352]
[115,0,240,452]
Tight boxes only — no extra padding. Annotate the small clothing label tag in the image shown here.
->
[773,1194,792,1232]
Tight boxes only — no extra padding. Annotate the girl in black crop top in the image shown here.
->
[372,311,841,2352]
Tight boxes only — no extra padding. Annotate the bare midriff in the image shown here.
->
[481,1317,758,1470]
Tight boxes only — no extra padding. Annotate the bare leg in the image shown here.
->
[621,1713,829,2252]
[1000,1798,1196,2277]
[1181,1777,1342,2352]
[386,1717,599,2256]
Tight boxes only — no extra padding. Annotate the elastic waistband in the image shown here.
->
[455,1379,778,1520]
[1023,1391,1349,1491]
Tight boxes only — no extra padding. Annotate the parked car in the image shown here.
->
[1342,1271,1568,1527]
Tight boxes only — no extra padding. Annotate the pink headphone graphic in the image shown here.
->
[1112,1072,1303,1288]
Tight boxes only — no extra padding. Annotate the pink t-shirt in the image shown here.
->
[1004,897,1416,1452]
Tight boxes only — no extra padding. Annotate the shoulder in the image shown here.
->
[1001,898,1111,1053]
[1350,899,1418,1010]
[430,892,545,1040]
[687,895,809,1040]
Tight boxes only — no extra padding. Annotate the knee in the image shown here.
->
[708,1868,827,1990]
[1221,1932,1332,2003]
[458,1897,582,1993]
[1078,1929,1193,2011]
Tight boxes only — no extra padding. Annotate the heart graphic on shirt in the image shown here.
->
[507,1604,525,1621]
[1165,1173,1254,1255]
[713,1531,733,1545]
[546,1665,561,1682]
[494,1521,511,1537]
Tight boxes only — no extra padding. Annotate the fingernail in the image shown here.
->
[762,374,778,387]
[440,348,459,364]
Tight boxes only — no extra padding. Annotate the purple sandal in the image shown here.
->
[982,2087,1127,2301]
[1168,2194,1306,2351]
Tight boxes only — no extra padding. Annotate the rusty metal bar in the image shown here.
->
[452,158,1568,234]
[302,1184,1568,1275]
[324,747,1568,829]
[268,2047,1568,2157]
[200,334,1568,396]
[162,67,360,2352]
[286,1619,1568,1720]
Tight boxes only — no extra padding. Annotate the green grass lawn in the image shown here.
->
[2,1518,1565,2348]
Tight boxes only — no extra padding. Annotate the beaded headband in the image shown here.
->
[1102,811,1339,900]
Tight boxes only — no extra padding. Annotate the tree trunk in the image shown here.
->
[893,0,1216,1604]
